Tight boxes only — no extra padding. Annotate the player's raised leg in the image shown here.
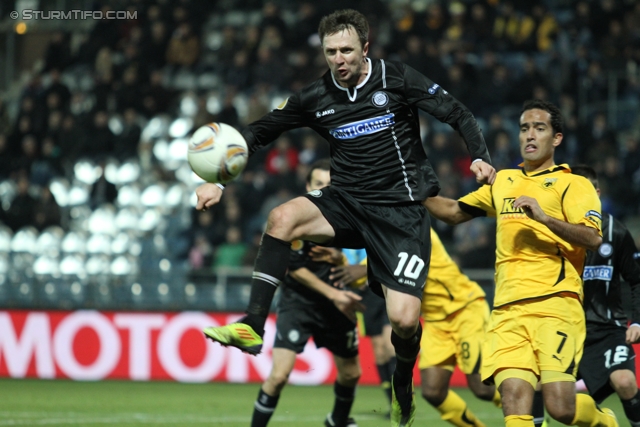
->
[203,196,335,354]
[542,379,618,427]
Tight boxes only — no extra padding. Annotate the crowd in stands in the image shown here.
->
[1,0,640,273]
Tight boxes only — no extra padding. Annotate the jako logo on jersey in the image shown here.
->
[372,91,388,107]
[583,265,613,281]
[329,114,396,140]
[307,189,323,198]
[276,98,288,110]
[315,109,335,118]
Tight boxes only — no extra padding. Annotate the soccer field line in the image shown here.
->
[0,411,505,425]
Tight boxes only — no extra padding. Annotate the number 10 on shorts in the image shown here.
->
[393,252,425,284]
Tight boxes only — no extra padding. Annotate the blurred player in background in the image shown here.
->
[199,9,495,427]
[317,247,397,413]
[250,159,364,427]
[419,228,501,427]
[572,165,640,426]
[424,100,618,427]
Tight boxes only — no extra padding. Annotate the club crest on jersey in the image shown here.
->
[583,265,613,281]
[288,329,300,343]
[371,91,388,107]
[598,243,613,257]
[329,114,396,140]
[307,189,323,198]
[291,240,304,251]
[542,178,557,188]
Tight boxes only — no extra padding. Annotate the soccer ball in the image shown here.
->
[187,122,248,184]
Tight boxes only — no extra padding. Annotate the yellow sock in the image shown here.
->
[571,394,617,427]
[505,415,534,426]
[437,390,486,427]
[493,389,502,408]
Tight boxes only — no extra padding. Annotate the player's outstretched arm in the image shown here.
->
[195,183,223,211]
[513,196,602,251]
[470,160,496,185]
[423,196,473,225]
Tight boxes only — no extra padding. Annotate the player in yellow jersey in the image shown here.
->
[424,99,618,427]
[419,228,502,427]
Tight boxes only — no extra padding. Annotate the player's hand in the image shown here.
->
[470,160,496,185]
[330,265,367,288]
[331,290,365,322]
[309,246,344,265]
[626,325,640,344]
[513,196,547,223]
[195,183,223,211]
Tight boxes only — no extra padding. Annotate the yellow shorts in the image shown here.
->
[419,298,490,374]
[481,294,585,385]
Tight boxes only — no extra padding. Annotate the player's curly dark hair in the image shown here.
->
[521,99,564,135]
[306,158,331,184]
[318,9,369,49]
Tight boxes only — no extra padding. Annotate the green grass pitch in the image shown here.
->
[0,379,629,426]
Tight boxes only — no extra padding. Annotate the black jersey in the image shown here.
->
[280,239,334,306]
[583,213,640,331]
[241,58,491,204]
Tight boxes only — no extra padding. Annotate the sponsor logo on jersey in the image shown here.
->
[329,114,395,140]
[371,91,389,107]
[598,243,613,257]
[499,197,524,215]
[507,177,514,184]
[542,178,557,188]
[583,265,613,281]
[307,189,323,198]
[276,98,289,110]
[315,109,335,118]
[428,83,447,95]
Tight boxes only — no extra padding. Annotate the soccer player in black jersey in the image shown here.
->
[571,165,640,426]
[198,9,495,427]
[251,159,364,427]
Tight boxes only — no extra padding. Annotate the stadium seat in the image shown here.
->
[141,184,166,207]
[141,115,170,140]
[87,205,118,236]
[169,117,193,138]
[61,231,87,254]
[66,183,90,206]
[35,226,64,256]
[74,159,101,185]
[0,225,12,253]
[10,226,38,253]
[86,233,112,255]
[116,184,142,208]
[59,254,86,278]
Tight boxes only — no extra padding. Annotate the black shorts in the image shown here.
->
[274,297,359,359]
[578,327,636,403]
[360,286,390,336]
[305,186,430,299]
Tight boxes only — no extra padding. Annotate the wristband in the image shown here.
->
[472,158,483,164]
[215,183,225,190]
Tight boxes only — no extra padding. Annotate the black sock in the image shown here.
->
[532,389,545,427]
[251,388,279,427]
[377,360,394,403]
[243,234,290,336]
[622,391,640,426]
[331,381,356,425]
[391,324,422,387]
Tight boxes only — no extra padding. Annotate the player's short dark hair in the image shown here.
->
[318,9,369,49]
[306,158,331,184]
[521,99,564,135]
[571,164,599,189]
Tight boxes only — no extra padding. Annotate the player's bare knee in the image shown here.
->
[421,386,447,407]
[611,370,638,399]
[545,399,575,424]
[337,368,361,386]
[388,314,419,338]
[266,205,296,239]
[265,371,290,393]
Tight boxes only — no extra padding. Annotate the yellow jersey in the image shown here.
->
[458,164,601,308]
[421,228,486,321]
